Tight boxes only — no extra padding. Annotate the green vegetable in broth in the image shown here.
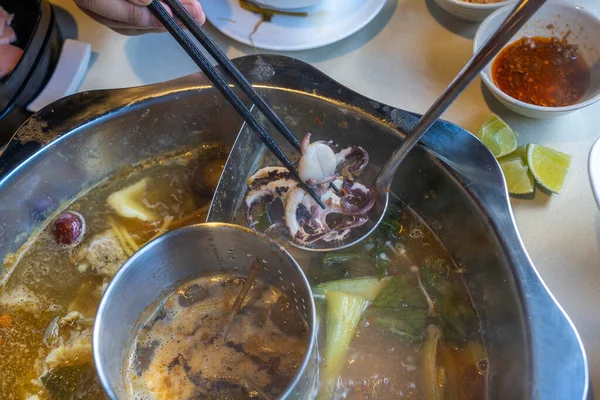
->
[308,260,350,282]
[423,325,444,400]
[368,276,429,341]
[321,251,370,267]
[319,239,398,281]
[437,295,479,345]
[319,292,368,399]
[421,259,479,345]
[373,276,428,311]
[367,308,427,342]
[378,204,407,240]
[379,219,403,241]
[420,258,451,294]
[250,205,272,232]
[315,277,390,397]
[312,276,390,301]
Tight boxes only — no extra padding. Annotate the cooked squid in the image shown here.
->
[244,133,375,245]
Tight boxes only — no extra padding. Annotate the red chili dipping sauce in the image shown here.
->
[492,36,590,107]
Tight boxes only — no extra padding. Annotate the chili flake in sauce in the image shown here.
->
[492,36,590,107]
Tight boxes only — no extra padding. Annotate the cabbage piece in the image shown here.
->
[312,277,390,301]
[367,308,427,342]
[318,291,368,399]
[421,258,479,345]
[423,325,444,400]
[367,276,428,342]
[320,251,370,267]
[372,275,428,311]
[107,178,158,222]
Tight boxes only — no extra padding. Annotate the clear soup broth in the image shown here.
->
[0,147,486,399]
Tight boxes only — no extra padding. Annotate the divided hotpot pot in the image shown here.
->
[0,55,589,400]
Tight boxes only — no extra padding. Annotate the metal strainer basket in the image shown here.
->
[93,222,318,399]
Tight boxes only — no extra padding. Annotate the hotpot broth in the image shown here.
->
[0,147,487,399]
[0,146,486,399]
[0,147,227,399]
[0,86,496,399]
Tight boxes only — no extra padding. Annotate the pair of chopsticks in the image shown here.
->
[147,0,325,208]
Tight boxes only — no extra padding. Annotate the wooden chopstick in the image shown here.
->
[147,0,325,209]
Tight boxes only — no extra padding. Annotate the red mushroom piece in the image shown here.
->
[53,211,86,246]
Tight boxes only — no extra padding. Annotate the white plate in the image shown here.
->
[202,0,387,51]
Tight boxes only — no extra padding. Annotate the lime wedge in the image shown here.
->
[499,157,535,195]
[476,114,518,158]
[499,145,528,163]
[526,144,572,193]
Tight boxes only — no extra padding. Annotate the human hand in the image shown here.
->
[74,0,206,36]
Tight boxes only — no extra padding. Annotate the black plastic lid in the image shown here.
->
[0,0,54,114]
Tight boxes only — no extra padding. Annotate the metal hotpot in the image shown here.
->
[0,55,588,400]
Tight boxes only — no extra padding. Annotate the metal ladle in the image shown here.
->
[353,0,548,251]
[211,0,546,252]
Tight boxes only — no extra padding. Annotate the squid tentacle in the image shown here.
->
[336,146,369,179]
[244,133,375,245]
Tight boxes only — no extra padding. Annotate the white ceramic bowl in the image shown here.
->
[250,0,322,10]
[474,1,600,119]
[433,0,517,22]
[589,137,600,208]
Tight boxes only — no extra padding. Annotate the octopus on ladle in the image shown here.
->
[244,133,375,245]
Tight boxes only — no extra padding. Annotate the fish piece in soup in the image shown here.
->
[74,230,128,279]
[0,284,45,314]
[43,329,92,371]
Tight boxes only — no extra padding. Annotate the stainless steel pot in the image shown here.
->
[0,54,588,400]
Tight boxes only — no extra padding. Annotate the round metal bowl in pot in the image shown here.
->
[93,223,318,400]
[0,55,588,399]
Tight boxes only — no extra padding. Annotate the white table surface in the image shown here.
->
[50,0,600,395]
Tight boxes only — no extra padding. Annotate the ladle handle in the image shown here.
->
[376,0,546,190]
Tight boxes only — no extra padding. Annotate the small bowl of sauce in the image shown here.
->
[474,2,600,118]
[492,36,589,107]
